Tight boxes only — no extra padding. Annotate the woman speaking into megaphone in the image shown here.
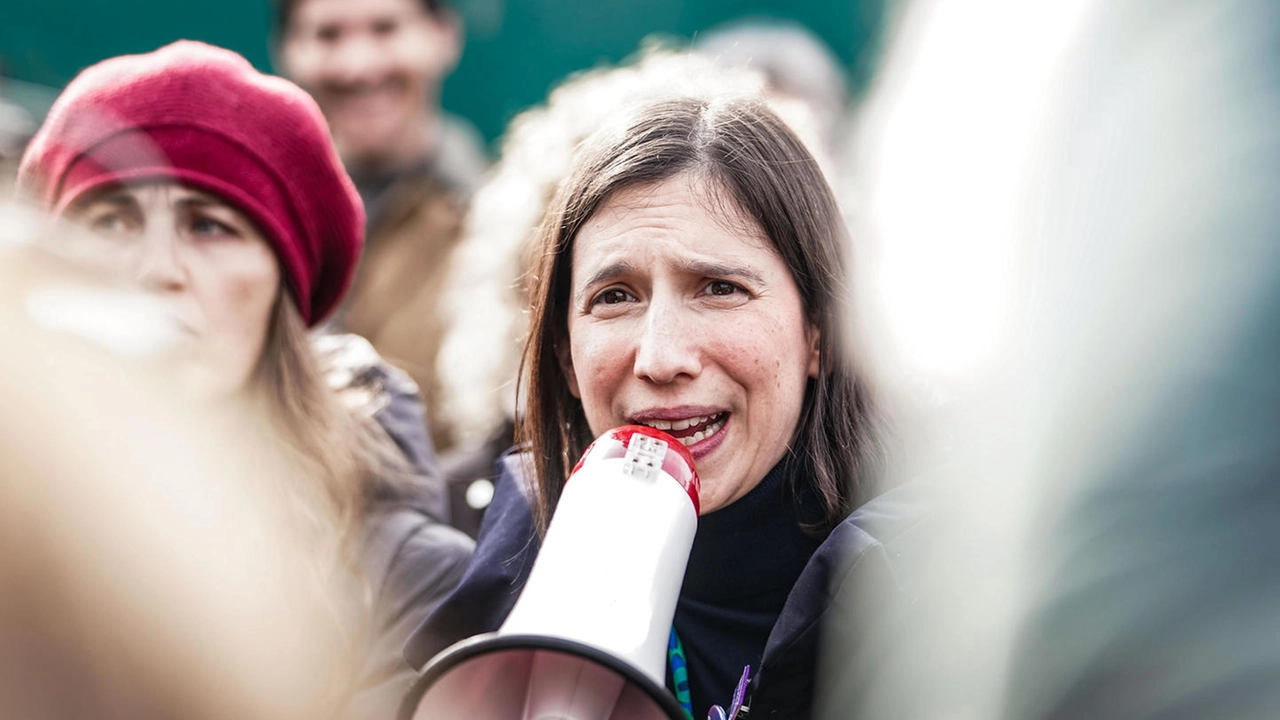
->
[407,93,916,719]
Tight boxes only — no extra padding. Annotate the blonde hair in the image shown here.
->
[251,294,413,567]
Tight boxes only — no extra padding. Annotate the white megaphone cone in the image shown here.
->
[401,426,700,720]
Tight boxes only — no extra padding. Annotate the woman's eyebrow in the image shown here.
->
[174,197,247,225]
[581,260,634,288]
[78,191,139,211]
[173,196,225,211]
[576,261,636,301]
[677,259,767,286]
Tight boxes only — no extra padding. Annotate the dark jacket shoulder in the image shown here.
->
[348,496,474,719]
[748,480,935,718]
[404,452,539,669]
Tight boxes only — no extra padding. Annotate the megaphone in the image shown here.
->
[400,426,700,720]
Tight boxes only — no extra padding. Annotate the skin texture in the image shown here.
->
[65,182,280,396]
[279,0,460,169]
[561,174,820,514]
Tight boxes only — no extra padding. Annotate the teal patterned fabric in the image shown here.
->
[668,627,695,720]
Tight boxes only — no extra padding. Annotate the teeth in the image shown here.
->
[676,416,726,447]
[635,413,727,442]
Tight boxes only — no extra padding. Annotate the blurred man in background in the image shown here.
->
[275,0,486,202]
[275,0,488,459]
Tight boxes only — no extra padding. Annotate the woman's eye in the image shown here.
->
[707,281,742,297]
[595,288,635,305]
[89,213,130,234]
[190,216,237,238]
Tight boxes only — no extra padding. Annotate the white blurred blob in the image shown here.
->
[843,5,1103,712]
[26,286,184,357]
[0,202,42,247]
[854,1,1097,383]
[465,477,496,510]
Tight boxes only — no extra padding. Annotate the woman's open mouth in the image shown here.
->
[634,412,729,450]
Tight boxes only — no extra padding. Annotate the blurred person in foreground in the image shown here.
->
[432,47,824,535]
[406,88,918,718]
[276,0,489,459]
[820,0,1280,718]
[0,216,351,720]
[15,40,473,718]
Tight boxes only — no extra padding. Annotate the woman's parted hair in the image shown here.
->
[519,96,878,536]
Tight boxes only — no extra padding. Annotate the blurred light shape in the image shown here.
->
[0,203,41,247]
[466,477,496,510]
[25,285,182,357]
[854,0,1098,382]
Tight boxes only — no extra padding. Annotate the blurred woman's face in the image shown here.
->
[562,174,819,514]
[65,182,280,395]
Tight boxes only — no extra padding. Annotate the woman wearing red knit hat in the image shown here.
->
[17,40,472,717]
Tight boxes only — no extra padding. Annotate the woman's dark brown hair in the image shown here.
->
[519,96,878,536]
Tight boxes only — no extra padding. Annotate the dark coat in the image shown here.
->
[318,333,476,719]
[349,494,474,719]
[404,453,933,719]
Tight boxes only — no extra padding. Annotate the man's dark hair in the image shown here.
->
[274,0,449,34]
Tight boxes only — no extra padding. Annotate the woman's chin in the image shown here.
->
[695,479,747,516]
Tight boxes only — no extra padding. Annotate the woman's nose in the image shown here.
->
[133,230,186,292]
[632,303,702,384]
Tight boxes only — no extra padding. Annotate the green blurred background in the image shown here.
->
[1,0,886,146]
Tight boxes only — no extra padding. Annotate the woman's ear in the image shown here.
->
[807,326,822,378]
[556,341,581,399]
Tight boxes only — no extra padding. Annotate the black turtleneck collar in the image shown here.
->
[682,451,823,603]
[673,450,824,717]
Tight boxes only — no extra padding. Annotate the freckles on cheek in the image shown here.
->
[585,359,618,414]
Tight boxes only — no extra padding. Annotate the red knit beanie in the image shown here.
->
[17,40,364,325]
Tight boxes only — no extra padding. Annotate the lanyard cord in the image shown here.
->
[668,627,695,720]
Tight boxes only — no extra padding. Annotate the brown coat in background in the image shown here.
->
[342,174,467,455]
